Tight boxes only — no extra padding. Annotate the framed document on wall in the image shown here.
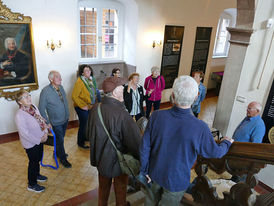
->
[161,25,184,89]
[190,27,212,77]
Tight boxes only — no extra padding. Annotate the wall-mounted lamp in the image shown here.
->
[152,40,162,48]
[47,40,61,51]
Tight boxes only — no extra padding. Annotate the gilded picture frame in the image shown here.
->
[0,0,38,100]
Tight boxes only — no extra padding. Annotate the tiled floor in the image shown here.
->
[0,128,98,206]
[0,96,229,206]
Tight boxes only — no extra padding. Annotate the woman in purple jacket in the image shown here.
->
[144,66,165,118]
[15,90,50,193]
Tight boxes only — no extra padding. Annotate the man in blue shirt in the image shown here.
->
[139,75,234,206]
[232,101,266,143]
[231,101,266,183]
[191,70,206,117]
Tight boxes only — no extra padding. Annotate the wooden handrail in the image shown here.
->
[225,142,274,164]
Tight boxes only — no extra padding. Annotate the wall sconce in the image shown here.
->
[47,40,61,51]
[152,40,162,48]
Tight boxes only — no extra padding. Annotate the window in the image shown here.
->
[213,18,230,57]
[79,2,121,61]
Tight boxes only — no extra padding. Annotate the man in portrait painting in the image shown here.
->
[0,37,30,81]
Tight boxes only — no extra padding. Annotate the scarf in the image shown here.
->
[20,104,49,131]
[7,49,17,60]
[80,76,96,104]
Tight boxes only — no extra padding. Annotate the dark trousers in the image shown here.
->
[25,144,43,186]
[146,100,161,118]
[52,121,68,160]
[75,107,89,146]
[98,173,128,206]
[131,113,143,122]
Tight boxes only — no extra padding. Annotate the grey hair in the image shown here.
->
[172,75,198,107]
[151,66,160,73]
[250,101,262,112]
[4,37,17,50]
[48,70,59,81]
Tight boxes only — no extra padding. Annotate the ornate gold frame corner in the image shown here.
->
[0,0,39,101]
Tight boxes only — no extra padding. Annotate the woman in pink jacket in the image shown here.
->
[15,90,50,193]
[144,66,165,118]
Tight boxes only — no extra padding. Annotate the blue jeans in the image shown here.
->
[144,181,185,206]
[52,121,68,160]
[74,107,89,146]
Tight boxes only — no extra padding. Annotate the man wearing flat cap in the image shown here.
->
[86,77,141,206]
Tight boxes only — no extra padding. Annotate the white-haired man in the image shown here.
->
[39,71,71,168]
[0,37,29,79]
[232,101,266,143]
[140,75,234,206]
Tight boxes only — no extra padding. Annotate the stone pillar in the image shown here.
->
[213,0,255,136]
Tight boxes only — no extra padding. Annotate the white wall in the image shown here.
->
[119,0,138,66]
[0,0,79,134]
[134,0,236,102]
[0,0,236,135]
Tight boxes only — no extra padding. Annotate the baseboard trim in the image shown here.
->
[0,120,79,145]
[0,132,19,144]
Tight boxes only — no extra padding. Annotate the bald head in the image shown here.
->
[247,101,262,117]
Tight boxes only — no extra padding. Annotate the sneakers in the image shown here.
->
[60,159,72,168]
[37,174,48,182]
[27,184,45,193]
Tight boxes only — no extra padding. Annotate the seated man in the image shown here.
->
[233,101,266,143]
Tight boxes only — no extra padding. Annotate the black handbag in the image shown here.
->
[97,103,140,177]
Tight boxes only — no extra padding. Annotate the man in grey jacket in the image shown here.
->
[39,71,71,168]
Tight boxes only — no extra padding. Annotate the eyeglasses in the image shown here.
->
[247,107,257,111]
[19,93,31,100]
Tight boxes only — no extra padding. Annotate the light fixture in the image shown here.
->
[152,40,162,48]
[47,40,61,51]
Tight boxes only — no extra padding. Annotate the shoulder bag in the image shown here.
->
[97,103,140,177]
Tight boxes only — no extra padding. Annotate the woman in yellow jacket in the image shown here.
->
[72,64,99,149]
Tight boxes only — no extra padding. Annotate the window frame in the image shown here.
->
[78,0,124,63]
[213,17,231,58]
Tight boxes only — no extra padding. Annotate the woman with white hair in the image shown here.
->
[144,66,165,118]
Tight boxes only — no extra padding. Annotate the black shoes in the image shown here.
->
[27,184,45,193]
[78,144,89,149]
[60,159,72,168]
[37,174,48,182]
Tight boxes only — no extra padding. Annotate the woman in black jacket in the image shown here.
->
[124,73,151,121]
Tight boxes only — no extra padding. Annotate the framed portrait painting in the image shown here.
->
[0,0,38,100]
